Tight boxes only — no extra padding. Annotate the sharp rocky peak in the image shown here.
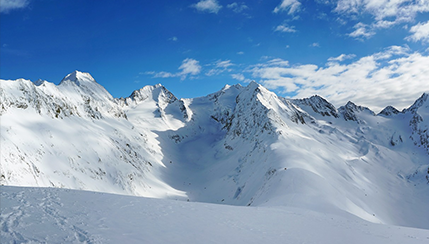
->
[339,101,375,122]
[406,93,429,113]
[342,101,374,114]
[128,84,177,105]
[240,81,273,99]
[378,105,400,116]
[293,95,339,118]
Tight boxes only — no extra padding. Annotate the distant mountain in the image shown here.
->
[1,71,428,229]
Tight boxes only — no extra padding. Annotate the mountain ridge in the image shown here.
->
[1,71,429,229]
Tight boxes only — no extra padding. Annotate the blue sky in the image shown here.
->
[1,0,429,111]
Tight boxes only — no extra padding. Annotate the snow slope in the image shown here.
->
[1,186,429,244]
[1,71,429,233]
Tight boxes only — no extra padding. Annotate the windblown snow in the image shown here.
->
[1,71,429,243]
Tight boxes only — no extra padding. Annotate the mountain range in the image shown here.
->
[1,70,428,230]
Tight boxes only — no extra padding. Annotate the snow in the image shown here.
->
[1,71,429,242]
[1,186,429,244]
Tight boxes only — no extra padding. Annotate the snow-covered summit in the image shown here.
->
[59,70,113,101]
[406,92,429,113]
[127,84,177,105]
[339,101,375,122]
[292,95,339,118]
[60,70,97,86]
[378,105,400,116]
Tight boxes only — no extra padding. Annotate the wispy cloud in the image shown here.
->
[274,24,296,33]
[405,20,429,44]
[310,42,320,47]
[169,36,178,42]
[227,2,248,13]
[147,58,202,80]
[327,54,356,62]
[246,46,429,112]
[191,0,222,14]
[0,0,29,13]
[348,22,375,40]
[273,0,301,15]
[231,73,245,81]
[206,60,234,76]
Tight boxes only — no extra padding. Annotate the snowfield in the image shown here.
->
[1,186,429,244]
[1,71,429,242]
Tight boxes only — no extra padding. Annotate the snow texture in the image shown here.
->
[1,186,429,244]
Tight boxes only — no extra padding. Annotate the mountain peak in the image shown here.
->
[33,79,46,86]
[292,95,339,117]
[343,101,374,114]
[378,105,400,116]
[128,83,177,105]
[246,80,260,89]
[339,101,375,122]
[406,92,429,113]
[60,70,97,86]
[59,70,113,101]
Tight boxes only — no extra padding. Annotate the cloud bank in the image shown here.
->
[246,46,429,112]
[0,0,29,13]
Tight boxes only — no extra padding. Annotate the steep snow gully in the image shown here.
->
[1,71,429,230]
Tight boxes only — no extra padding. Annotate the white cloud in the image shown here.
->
[247,46,429,112]
[191,0,222,14]
[348,22,375,39]
[328,54,356,62]
[372,20,397,29]
[331,0,429,39]
[267,58,290,67]
[273,0,301,15]
[372,45,411,60]
[335,0,429,22]
[274,24,297,33]
[216,60,233,68]
[231,73,245,81]
[406,20,429,43]
[310,42,320,47]
[206,60,234,76]
[169,36,178,42]
[227,2,248,13]
[148,58,201,80]
[334,0,429,32]
[178,58,201,79]
[0,0,29,13]
[237,51,244,55]
[153,71,176,78]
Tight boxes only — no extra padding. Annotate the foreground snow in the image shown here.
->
[1,186,428,244]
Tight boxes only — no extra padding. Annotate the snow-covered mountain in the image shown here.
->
[1,71,429,230]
